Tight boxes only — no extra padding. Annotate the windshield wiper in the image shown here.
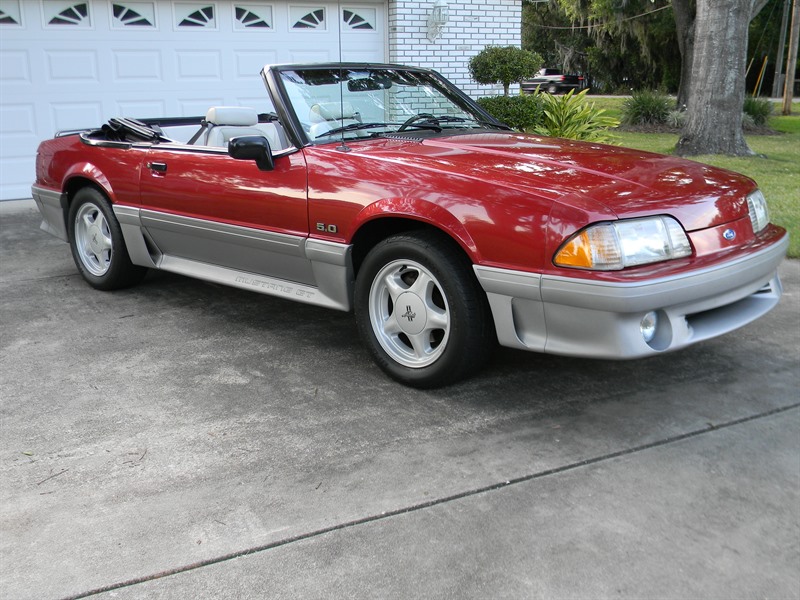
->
[429,115,468,123]
[403,123,443,132]
[474,120,513,131]
[419,115,512,131]
[315,122,394,139]
[397,113,508,133]
[315,116,511,140]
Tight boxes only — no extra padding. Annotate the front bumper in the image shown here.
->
[474,232,789,359]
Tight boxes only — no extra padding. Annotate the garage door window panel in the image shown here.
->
[342,7,374,30]
[0,1,21,26]
[111,2,156,28]
[174,2,216,28]
[290,6,325,29]
[234,4,272,29]
[43,1,91,27]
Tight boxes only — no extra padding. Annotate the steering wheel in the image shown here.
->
[397,113,436,132]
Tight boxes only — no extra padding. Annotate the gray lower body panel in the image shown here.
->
[31,185,68,242]
[114,206,353,311]
[138,210,316,285]
[475,233,789,359]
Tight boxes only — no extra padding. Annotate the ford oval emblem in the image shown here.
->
[723,229,736,241]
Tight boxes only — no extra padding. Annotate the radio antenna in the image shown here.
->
[336,0,351,152]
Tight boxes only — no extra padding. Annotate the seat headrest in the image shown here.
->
[309,102,356,123]
[205,106,258,126]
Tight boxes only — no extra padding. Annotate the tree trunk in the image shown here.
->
[673,0,696,109]
[676,0,754,156]
[772,0,792,99]
[673,0,769,109]
[782,0,799,115]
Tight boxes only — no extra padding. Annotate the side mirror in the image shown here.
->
[228,135,274,171]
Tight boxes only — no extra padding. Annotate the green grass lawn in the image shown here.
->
[594,99,799,258]
[587,96,628,122]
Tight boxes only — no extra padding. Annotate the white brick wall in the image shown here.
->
[388,0,521,99]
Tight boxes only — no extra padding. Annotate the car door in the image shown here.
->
[138,145,314,285]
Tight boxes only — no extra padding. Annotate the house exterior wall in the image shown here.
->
[388,0,522,98]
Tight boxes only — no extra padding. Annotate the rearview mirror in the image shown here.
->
[228,135,274,171]
[347,77,392,92]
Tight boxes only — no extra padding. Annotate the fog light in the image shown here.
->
[640,311,658,343]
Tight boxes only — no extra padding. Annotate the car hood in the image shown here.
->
[358,132,755,231]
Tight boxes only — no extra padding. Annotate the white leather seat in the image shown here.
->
[204,106,281,150]
[308,102,359,139]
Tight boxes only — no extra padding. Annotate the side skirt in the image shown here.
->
[114,205,353,312]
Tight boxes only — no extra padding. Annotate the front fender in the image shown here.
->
[352,197,482,263]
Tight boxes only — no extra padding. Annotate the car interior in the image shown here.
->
[92,107,292,152]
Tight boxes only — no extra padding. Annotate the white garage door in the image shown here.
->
[0,0,386,200]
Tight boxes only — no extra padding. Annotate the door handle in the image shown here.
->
[147,162,167,173]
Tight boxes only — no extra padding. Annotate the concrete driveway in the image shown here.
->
[1,200,798,600]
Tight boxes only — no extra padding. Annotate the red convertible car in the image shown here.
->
[32,63,788,387]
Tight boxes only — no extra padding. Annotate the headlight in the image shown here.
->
[554,216,692,270]
[747,189,769,233]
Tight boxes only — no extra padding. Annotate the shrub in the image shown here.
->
[469,46,542,97]
[621,90,672,125]
[666,110,686,129]
[742,97,772,126]
[741,112,757,130]
[477,94,545,132]
[533,89,619,143]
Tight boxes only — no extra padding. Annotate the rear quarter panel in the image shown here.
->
[35,135,143,206]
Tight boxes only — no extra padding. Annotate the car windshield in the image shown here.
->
[277,67,502,143]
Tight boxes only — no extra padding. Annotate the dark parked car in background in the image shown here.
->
[522,68,584,94]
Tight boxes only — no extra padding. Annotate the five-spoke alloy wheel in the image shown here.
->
[355,231,494,388]
[67,187,146,290]
[73,201,113,277]
[367,258,451,369]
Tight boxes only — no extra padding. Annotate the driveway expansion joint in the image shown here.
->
[59,401,800,600]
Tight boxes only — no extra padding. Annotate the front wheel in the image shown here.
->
[355,232,494,388]
[67,187,147,290]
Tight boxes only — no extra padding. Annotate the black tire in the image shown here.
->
[354,231,494,388]
[67,187,147,290]
[547,84,559,94]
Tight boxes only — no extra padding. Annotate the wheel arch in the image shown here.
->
[63,163,115,204]
[50,175,114,239]
[64,176,111,203]
[349,202,481,277]
[350,216,478,276]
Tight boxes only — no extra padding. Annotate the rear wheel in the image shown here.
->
[355,231,494,388]
[67,187,146,290]
[547,84,558,94]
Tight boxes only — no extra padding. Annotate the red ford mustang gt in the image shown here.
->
[32,63,788,387]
